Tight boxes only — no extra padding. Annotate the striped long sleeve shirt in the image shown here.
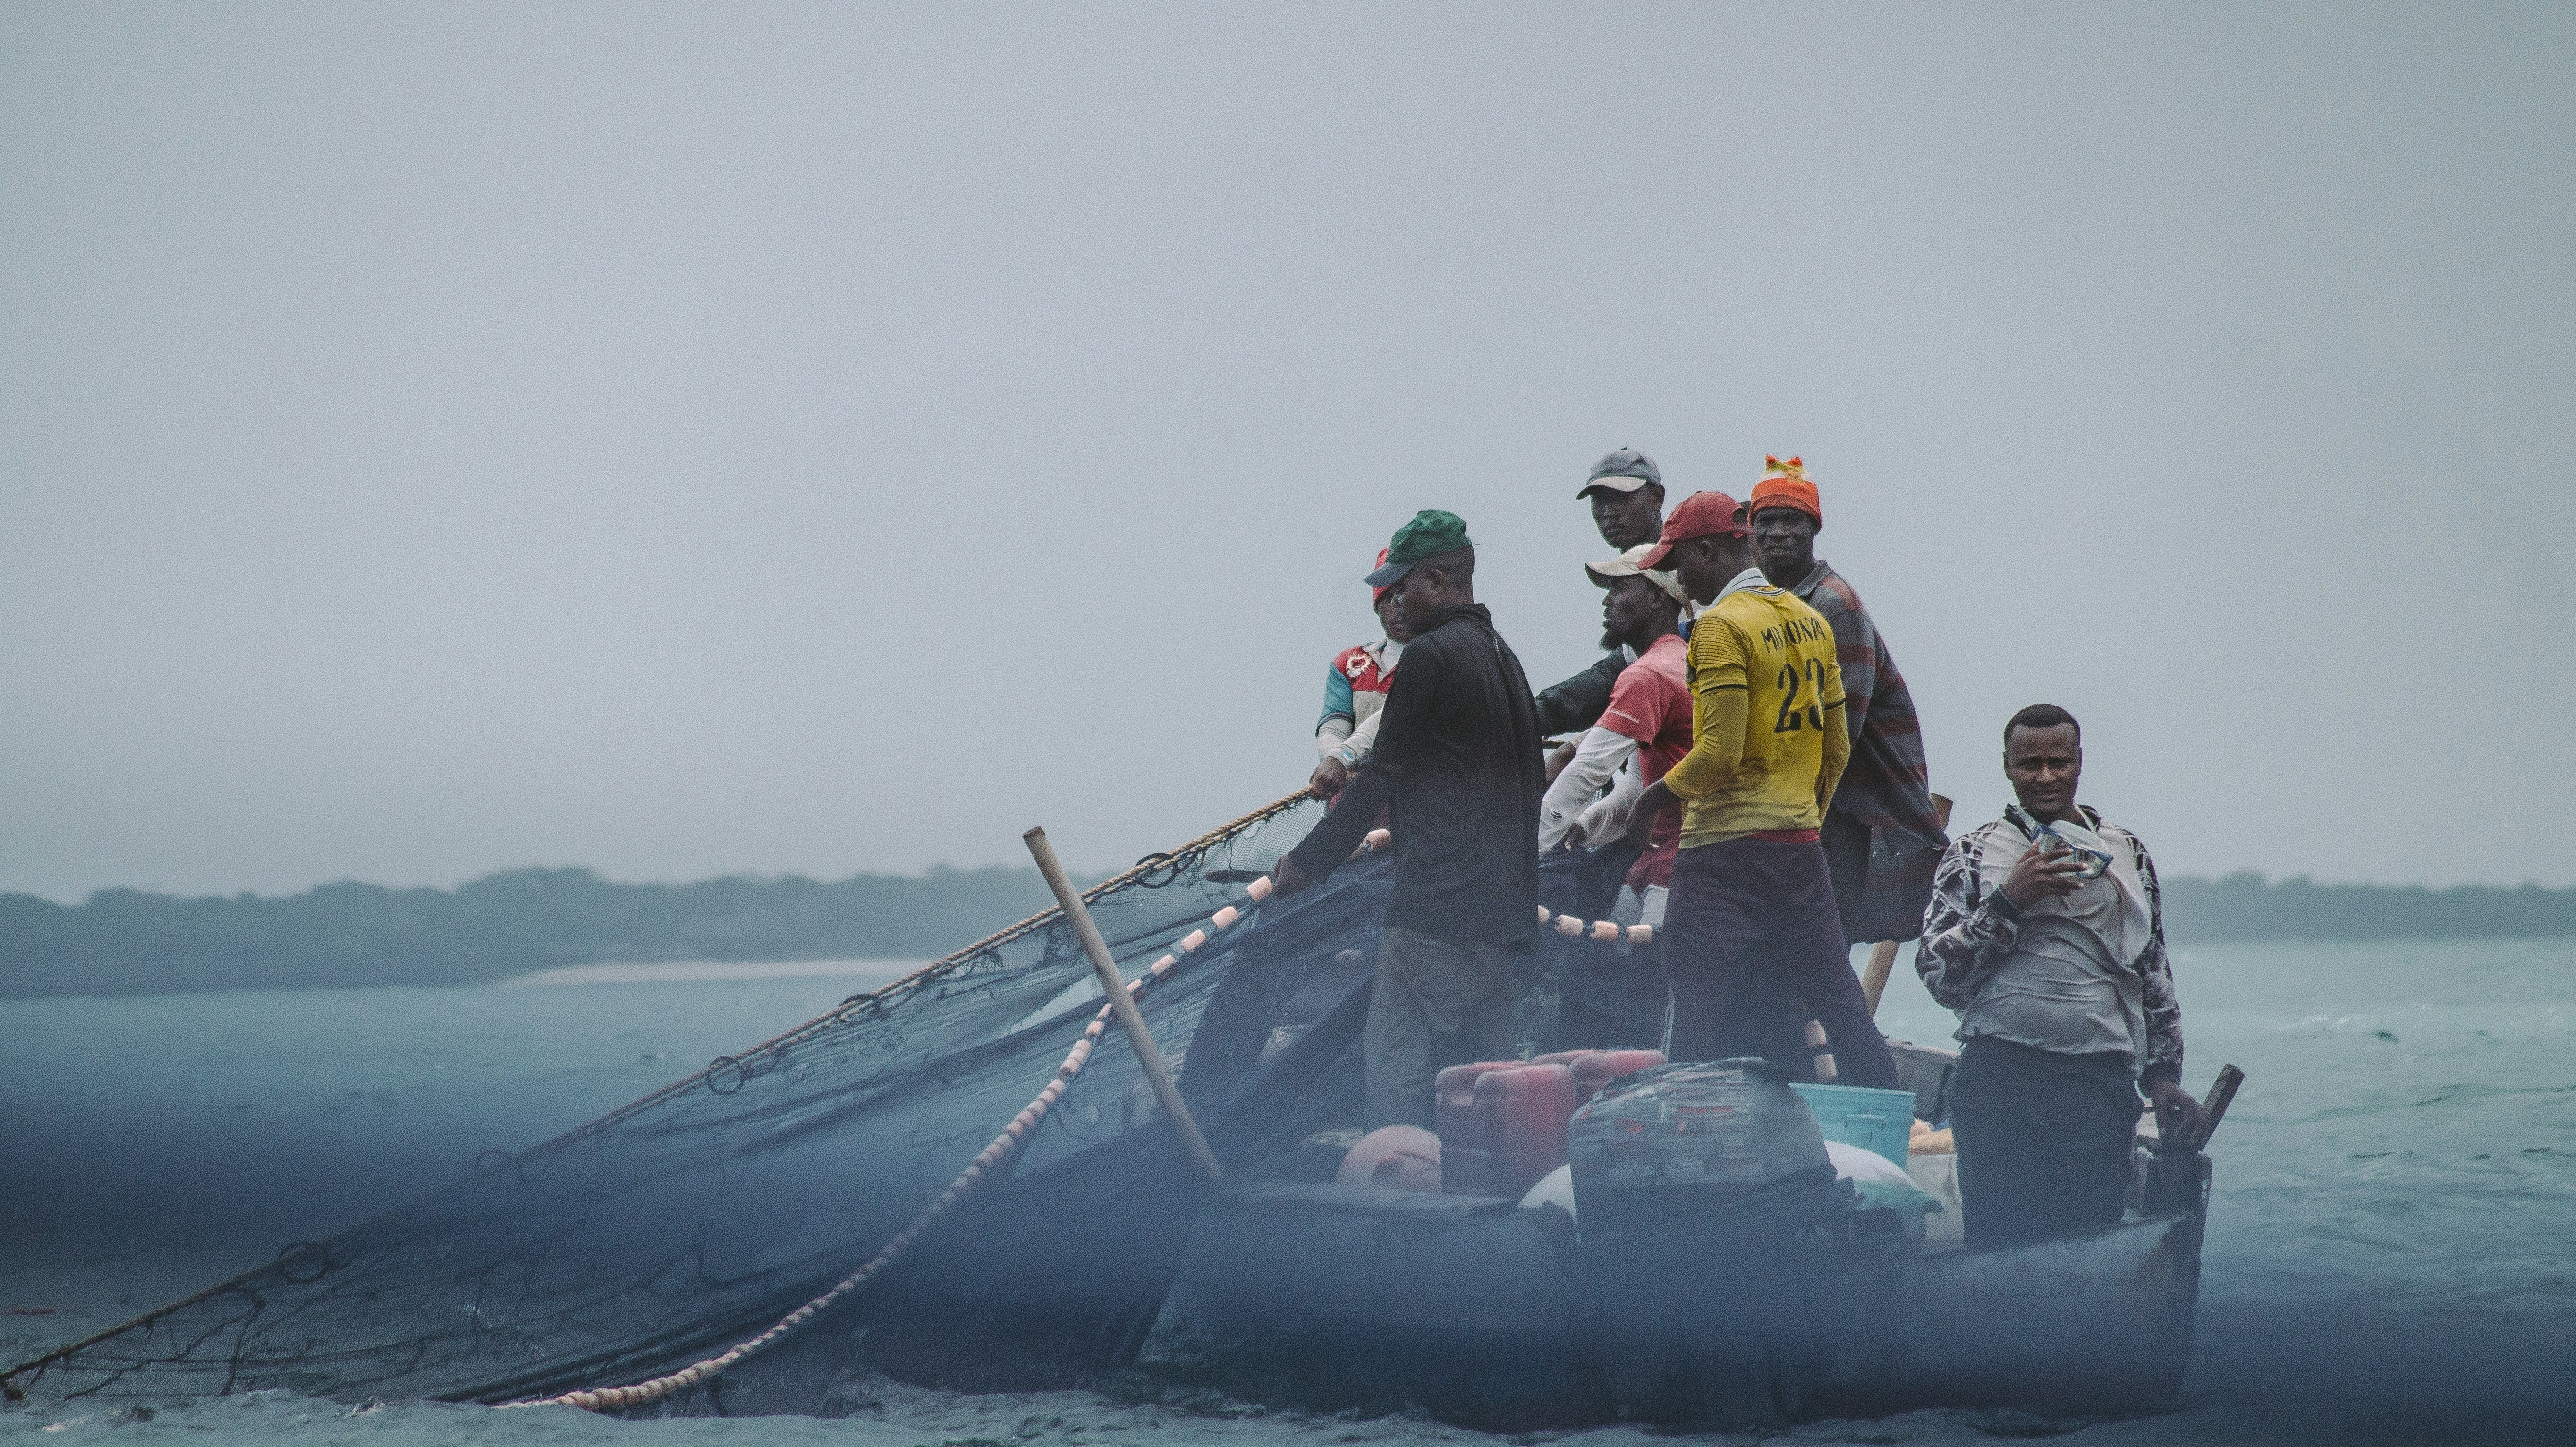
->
[1783,560,1943,842]
[1916,808,2186,1086]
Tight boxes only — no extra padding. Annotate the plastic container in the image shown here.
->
[1788,1081,1917,1169]
[1530,1048,1667,1106]
[1432,1061,1523,1132]
[1436,1061,1578,1199]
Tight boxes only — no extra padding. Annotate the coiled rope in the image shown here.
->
[505,825,1392,1413]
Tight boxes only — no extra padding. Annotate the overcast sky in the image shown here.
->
[4,3,2570,902]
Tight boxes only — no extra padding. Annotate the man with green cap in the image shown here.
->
[1273,509,1545,1130]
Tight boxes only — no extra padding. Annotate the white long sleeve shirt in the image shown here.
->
[1538,726,1640,852]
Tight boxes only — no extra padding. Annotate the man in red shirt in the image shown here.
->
[1535,542,1690,1047]
[1537,543,1692,923]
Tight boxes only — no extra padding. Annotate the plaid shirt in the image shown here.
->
[1916,806,2185,1085]
[1785,560,1942,842]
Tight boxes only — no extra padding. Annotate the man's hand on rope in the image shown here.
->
[1308,756,1350,800]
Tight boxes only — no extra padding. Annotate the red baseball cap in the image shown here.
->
[1635,490,1748,570]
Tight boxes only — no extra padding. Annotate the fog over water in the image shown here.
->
[7,940,2573,1441]
[4,4,2571,902]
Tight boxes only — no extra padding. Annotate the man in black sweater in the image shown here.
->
[1541,448,1671,920]
[1534,448,1668,734]
[1273,509,1544,1130]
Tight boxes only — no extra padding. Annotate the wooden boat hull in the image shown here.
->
[1141,1169,2206,1430]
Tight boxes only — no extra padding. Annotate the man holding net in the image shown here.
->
[1272,509,1545,1130]
[1308,548,1412,802]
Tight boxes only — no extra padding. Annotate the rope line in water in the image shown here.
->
[507,828,1390,1413]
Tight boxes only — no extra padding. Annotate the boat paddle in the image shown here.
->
[1024,826,1226,1183]
[2188,1063,2245,1152]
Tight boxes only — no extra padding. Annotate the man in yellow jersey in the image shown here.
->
[1631,490,1900,1088]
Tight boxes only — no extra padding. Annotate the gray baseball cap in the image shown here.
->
[1577,447,1662,498]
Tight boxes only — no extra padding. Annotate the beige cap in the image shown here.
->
[1585,543,1690,604]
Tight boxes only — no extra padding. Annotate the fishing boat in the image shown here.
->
[2,794,2223,1429]
[1132,1042,2212,1430]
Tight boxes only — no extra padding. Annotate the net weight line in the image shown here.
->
[503,824,1392,1413]
[1538,898,1841,1082]
[0,790,1319,1406]
[1537,902,1657,944]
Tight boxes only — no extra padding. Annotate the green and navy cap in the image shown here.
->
[1363,509,1472,588]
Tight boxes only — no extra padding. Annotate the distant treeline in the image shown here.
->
[0,866,1066,1000]
[2157,872,2576,944]
[4,867,2573,1001]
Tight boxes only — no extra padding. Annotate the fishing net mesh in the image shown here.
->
[4,795,1648,1411]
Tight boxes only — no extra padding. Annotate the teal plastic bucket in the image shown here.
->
[1789,1082,1917,1168]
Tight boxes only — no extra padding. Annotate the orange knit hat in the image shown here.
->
[1748,455,1820,525]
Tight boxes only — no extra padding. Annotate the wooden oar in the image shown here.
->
[1860,793,1952,1016]
[2189,1064,2245,1152]
[1858,944,1901,1016]
[2140,1063,2245,1215]
[1024,826,1225,1183]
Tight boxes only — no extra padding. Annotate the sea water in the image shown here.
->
[4,942,2572,1444]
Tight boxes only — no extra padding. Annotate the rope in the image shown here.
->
[508,826,1386,1413]
[1533,901,1838,1081]
[476,792,1322,1176]
[1536,902,1656,945]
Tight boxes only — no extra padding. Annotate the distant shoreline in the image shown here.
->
[500,959,923,987]
[7,864,2574,1002]
[0,864,1066,1002]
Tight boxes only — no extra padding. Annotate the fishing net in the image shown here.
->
[4,794,1657,1413]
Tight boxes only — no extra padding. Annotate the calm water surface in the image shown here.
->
[4,942,2571,1444]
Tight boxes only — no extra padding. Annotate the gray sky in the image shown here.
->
[5,3,2571,902]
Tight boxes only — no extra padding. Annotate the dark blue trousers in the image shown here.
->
[1659,835,1898,1089]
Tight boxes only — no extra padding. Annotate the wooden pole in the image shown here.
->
[1858,942,1901,1018]
[2189,1064,2246,1152]
[1860,793,1953,1018]
[1023,826,1224,1183]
